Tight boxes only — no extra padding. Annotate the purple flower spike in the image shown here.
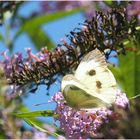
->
[1,50,23,78]
[52,89,129,139]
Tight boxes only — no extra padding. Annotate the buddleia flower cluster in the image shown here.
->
[51,89,129,139]
[0,65,49,139]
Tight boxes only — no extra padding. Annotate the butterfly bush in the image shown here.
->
[2,7,138,94]
[1,5,139,138]
[51,89,129,139]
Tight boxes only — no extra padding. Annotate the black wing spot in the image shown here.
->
[96,81,102,89]
[88,69,96,76]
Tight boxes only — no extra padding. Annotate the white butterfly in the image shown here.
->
[61,49,117,109]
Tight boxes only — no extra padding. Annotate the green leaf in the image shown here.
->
[14,8,81,50]
[110,42,140,97]
[0,133,6,139]
[109,66,126,91]
[23,118,60,137]
[15,106,60,137]
[14,110,58,118]
[104,0,113,6]
[104,1,128,7]
[0,34,3,41]
[14,8,81,39]
[28,28,56,50]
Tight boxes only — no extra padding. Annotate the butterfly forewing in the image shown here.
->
[75,49,117,104]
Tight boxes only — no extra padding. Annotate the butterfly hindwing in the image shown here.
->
[62,75,109,109]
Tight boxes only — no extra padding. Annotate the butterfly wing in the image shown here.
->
[61,74,109,109]
[75,49,117,104]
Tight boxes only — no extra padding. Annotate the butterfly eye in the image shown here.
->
[96,81,102,89]
[88,69,96,76]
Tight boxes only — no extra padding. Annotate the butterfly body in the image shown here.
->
[61,49,117,109]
